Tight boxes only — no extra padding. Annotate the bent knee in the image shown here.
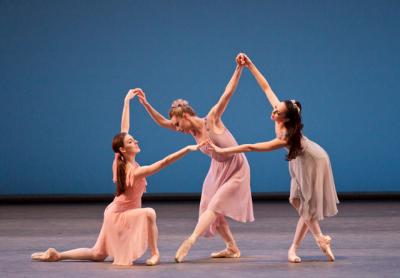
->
[145,208,157,221]
[92,250,107,261]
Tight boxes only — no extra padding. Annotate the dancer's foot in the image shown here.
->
[145,252,160,266]
[211,241,240,258]
[317,235,335,261]
[31,248,61,262]
[175,238,195,263]
[288,245,301,263]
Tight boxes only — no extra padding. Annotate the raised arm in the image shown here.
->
[208,61,243,120]
[241,53,280,108]
[133,143,204,179]
[209,138,286,155]
[121,89,138,133]
[136,89,175,130]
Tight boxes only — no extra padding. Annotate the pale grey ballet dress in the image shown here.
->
[288,136,339,221]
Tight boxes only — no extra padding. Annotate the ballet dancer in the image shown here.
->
[31,89,203,266]
[135,56,254,263]
[209,53,339,263]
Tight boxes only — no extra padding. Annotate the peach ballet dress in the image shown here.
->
[288,136,339,221]
[92,162,150,265]
[195,118,254,237]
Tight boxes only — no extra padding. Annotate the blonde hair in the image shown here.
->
[168,99,196,118]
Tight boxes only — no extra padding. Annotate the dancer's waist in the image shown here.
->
[107,199,141,213]
[211,152,246,163]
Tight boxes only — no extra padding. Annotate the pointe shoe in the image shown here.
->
[288,246,301,263]
[31,248,60,262]
[175,238,194,263]
[211,241,241,258]
[145,253,160,266]
[317,235,335,262]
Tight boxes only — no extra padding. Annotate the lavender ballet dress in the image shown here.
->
[288,136,339,221]
[195,118,254,237]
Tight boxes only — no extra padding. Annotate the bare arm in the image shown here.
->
[209,138,287,155]
[121,89,138,133]
[133,143,203,179]
[136,89,175,130]
[209,64,243,120]
[242,54,280,108]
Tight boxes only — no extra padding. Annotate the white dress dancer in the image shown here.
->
[210,53,339,263]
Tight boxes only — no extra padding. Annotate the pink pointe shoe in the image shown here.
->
[145,253,160,266]
[31,248,61,262]
[211,241,241,258]
[175,238,195,263]
[317,235,335,262]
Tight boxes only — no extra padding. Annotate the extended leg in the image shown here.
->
[32,247,106,262]
[175,209,217,263]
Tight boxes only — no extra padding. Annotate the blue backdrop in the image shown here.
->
[1,0,399,195]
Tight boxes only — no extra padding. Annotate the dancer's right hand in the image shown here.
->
[236,53,252,67]
[136,89,148,105]
[186,141,207,152]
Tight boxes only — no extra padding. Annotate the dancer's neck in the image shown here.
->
[123,153,136,165]
[276,121,286,129]
[189,116,204,136]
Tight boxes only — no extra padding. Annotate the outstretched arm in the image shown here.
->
[208,138,286,155]
[208,59,243,120]
[241,53,280,108]
[121,89,138,133]
[136,89,176,130]
[134,143,204,179]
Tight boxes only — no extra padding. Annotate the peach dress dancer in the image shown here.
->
[195,118,254,237]
[92,161,150,265]
[288,136,339,221]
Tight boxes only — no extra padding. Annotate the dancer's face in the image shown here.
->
[120,134,140,154]
[271,102,288,122]
[171,114,192,134]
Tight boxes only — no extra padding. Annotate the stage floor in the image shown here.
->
[1,201,399,277]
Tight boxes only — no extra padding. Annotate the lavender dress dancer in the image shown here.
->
[288,136,339,221]
[195,118,254,237]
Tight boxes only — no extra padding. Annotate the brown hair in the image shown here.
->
[168,99,196,118]
[283,100,304,161]
[112,132,127,196]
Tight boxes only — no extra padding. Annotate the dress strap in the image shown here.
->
[203,118,214,143]
[204,118,212,135]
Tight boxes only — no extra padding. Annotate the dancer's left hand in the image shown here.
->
[136,89,148,105]
[124,88,140,103]
[236,53,252,67]
[207,140,225,154]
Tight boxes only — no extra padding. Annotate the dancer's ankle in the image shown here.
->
[226,240,239,251]
[288,246,301,263]
[313,233,324,242]
[290,243,299,250]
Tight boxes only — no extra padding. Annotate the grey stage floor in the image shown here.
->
[1,201,399,278]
